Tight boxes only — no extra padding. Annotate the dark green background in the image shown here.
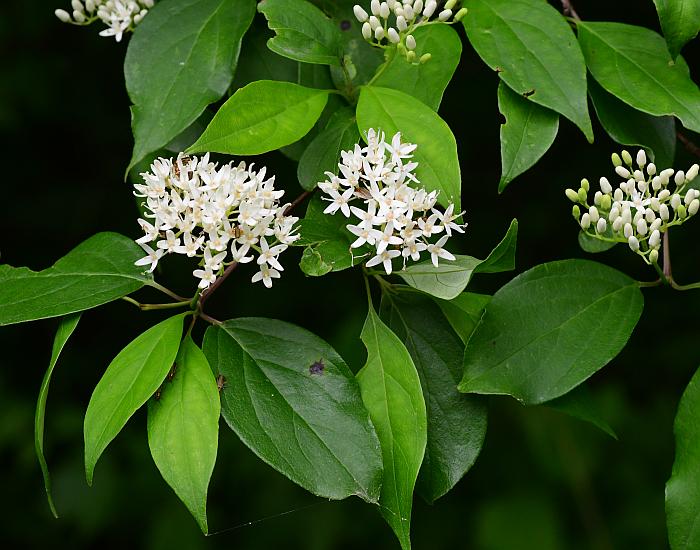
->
[1,1,699,548]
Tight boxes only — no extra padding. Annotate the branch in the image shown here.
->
[285,189,313,216]
[560,0,580,20]
[678,131,700,158]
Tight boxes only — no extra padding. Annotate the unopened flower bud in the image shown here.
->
[647,163,657,176]
[599,177,612,194]
[577,188,587,203]
[594,191,602,205]
[396,15,407,30]
[445,0,457,9]
[677,204,687,219]
[380,2,390,18]
[404,5,415,19]
[624,223,633,239]
[419,53,432,64]
[652,176,662,191]
[636,149,646,167]
[645,209,656,223]
[71,0,83,12]
[406,34,416,50]
[596,218,607,234]
[589,206,600,222]
[371,0,381,15]
[650,219,662,232]
[55,8,71,22]
[634,170,644,182]
[621,149,633,166]
[414,0,424,13]
[648,229,660,248]
[369,15,381,28]
[614,188,623,202]
[572,205,580,218]
[611,153,622,167]
[615,166,631,179]
[660,204,670,221]
[649,249,659,264]
[565,188,578,202]
[362,22,372,39]
[636,218,648,236]
[72,9,85,22]
[690,199,700,216]
[354,5,369,21]
[438,8,452,20]
[687,164,699,181]
[423,0,437,17]
[612,217,623,232]
[580,213,591,229]
[406,50,416,62]
[661,168,675,180]
[675,170,686,186]
[579,178,589,192]
[601,194,611,210]
[628,235,640,251]
[685,190,696,206]
[671,194,681,209]
[388,27,400,42]
[455,7,468,21]
[650,197,660,211]
[374,26,385,40]
[659,189,670,201]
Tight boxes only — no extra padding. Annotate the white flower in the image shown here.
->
[427,235,455,267]
[133,153,297,289]
[318,129,465,275]
[252,264,280,288]
[56,0,154,41]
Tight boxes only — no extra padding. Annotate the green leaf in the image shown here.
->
[202,319,383,502]
[372,25,462,110]
[459,260,644,404]
[463,0,592,141]
[577,230,617,254]
[667,366,700,549]
[497,82,559,192]
[297,107,360,191]
[653,0,700,58]
[588,77,676,170]
[0,232,151,326]
[35,313,81,518]
[577,21,700,134]
[398,219,518,300]
[188,80,330,155]
[380,291,486,503]
[544,385,617,439]
[147,336,219,534]
[296,194,362,274]
[125,0,256,171]
[84,314,185,485]
[356,86,461,210]
[357,307,427,550]
[434,293,491,345]
[258,0,342,65]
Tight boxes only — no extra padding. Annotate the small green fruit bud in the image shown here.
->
[612,153,622,167]
[581,178,590,192]
[419,53,432,64]
[565,188,578,202]
[572,205,580,218]
[649,249,659,264]
[621,149,633,166]
[577,188,587,203]
[601,194,612,210]
[445,0,457,9]
[406,50,416,62]
[677,204,687,219]
[454,7,468,21]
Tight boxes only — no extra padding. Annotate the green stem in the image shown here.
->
[367,47,397,87]
[147,281,190,302]
[651,261,670,286]
[363,269,374,309]
[121,296,191,311]
[670,280,700,291]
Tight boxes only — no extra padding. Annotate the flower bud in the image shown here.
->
[388,27,400,43]
[589,206,600,222]
[419,53,432,64]
[677,204,687,219]
[55,8,72,22]
[374,26,385,40]
[362,22,372,39]
[638,180,648,193]
[690,199,700,216]
[380,2,390,18]
[414,0,424,13]
[354,5,369,21]
[624,223,633,239]
[438,8,452,20]
[621,149,633,166]
[455,7,468,21]
[565,188,578,202]
[371,0,381,15]
[633,210,643,224]
[659,189,670,201]
[601,194,611,210]
[404,5,415,19]
[423,0,437,17]
[628,235,640,251]
[594,191,602,205]
[596,218,607,234]
[685,189,698,205]
[675,170,686,186]
[599,177,612,194]
[649,249,659,264]
[633,170,644,182]
[645,209,656,223]
[612,217,623,232]
[652,176,662,191]
[661,168,675,180]
[406,50,416,62]
[612,153,622,167]
[671,194,681,209]
[660,204,670,221]
[396,15,407,30]
[636,218,648,236]
[580,213,591,230]
[572,205,580,218]
[71,0,83,12]
[580,178,590,192]
[394,5,404,16]
[622,208,632,224]
[369,15,381,28]
[636,149,647,167]
[445,0,457,9]
[650,197,660,211]
[648,229,660,248]
[406,34,416,50]
[72,9,85,22]
[614,188,623,202]
[650,219,662,232]
[687,164,699,181]
[577,188,587,203]
[647,163,657,176]
[615,166,630,179]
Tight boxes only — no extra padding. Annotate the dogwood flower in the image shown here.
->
[134,153,299,289]
[565,148,699,265]
[318,129,466,274]
[55,0,154,41]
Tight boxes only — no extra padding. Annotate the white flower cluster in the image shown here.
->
[319,129,465,274]
[566,149,700,264]
[353,0,467,63]
[134,153,299,289]
[55,0,154,42]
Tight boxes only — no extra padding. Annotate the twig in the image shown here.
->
[677,131,700,158]
[284,190,313,216]
[560,0,580,20]
[663,232,672,281]
[200,312,222,325]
